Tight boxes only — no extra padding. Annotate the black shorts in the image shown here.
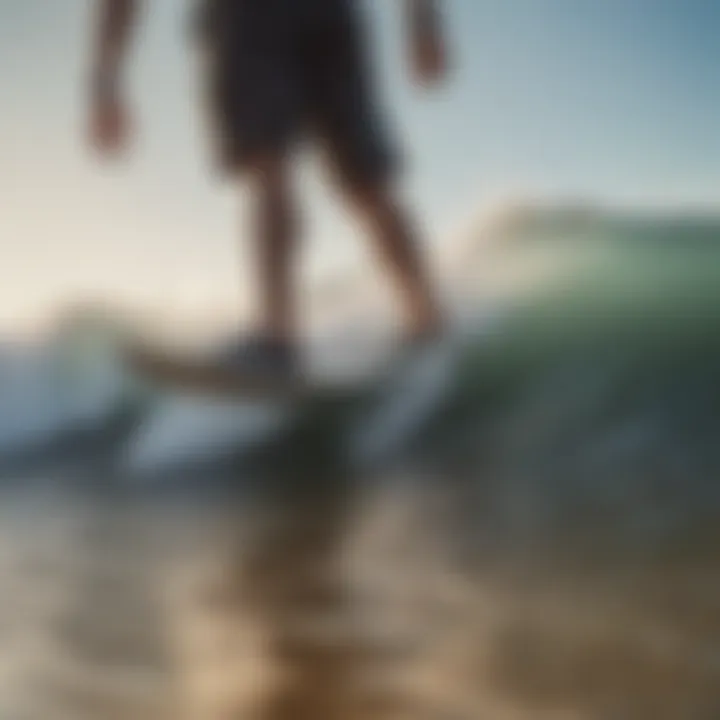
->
[194,0,399,185]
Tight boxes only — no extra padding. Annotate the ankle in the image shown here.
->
[406,319,443,345]
[254,321,296,345]
[408,304,444,337]
[256,333,297,352]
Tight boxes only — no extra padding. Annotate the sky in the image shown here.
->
[1,0,719,331]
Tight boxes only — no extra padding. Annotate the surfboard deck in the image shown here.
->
[124,341,381,402]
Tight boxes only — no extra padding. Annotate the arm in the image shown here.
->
[91,0,138,95]
[405,0,448,86]
[88,0,141,154]
[407,0,440,37]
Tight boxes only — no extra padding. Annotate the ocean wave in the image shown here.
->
[1,201,718,485]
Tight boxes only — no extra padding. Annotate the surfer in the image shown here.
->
[88,0,450,378]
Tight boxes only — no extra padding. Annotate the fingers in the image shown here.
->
[89,98,131,157]
[412,34,449,87]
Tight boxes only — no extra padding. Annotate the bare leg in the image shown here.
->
[346,181,443,340]
[246,155,299,344]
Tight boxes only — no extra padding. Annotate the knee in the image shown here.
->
[247,154,290,203]
[341,178,396,220]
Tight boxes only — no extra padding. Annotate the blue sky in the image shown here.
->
[1,0,719,330]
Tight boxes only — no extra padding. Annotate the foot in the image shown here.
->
[215,335,300,380]
[404,315,445,349]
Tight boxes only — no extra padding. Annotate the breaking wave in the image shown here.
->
[1,200,718,494]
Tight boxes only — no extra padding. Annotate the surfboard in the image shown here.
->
[123,339,383,402]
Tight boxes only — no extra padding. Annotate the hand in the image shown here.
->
[411,28,449,87]
[88,79,131,157]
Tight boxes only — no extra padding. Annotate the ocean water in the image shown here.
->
[0,204,719,719]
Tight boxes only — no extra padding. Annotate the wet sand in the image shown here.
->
[0,453,717,720]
